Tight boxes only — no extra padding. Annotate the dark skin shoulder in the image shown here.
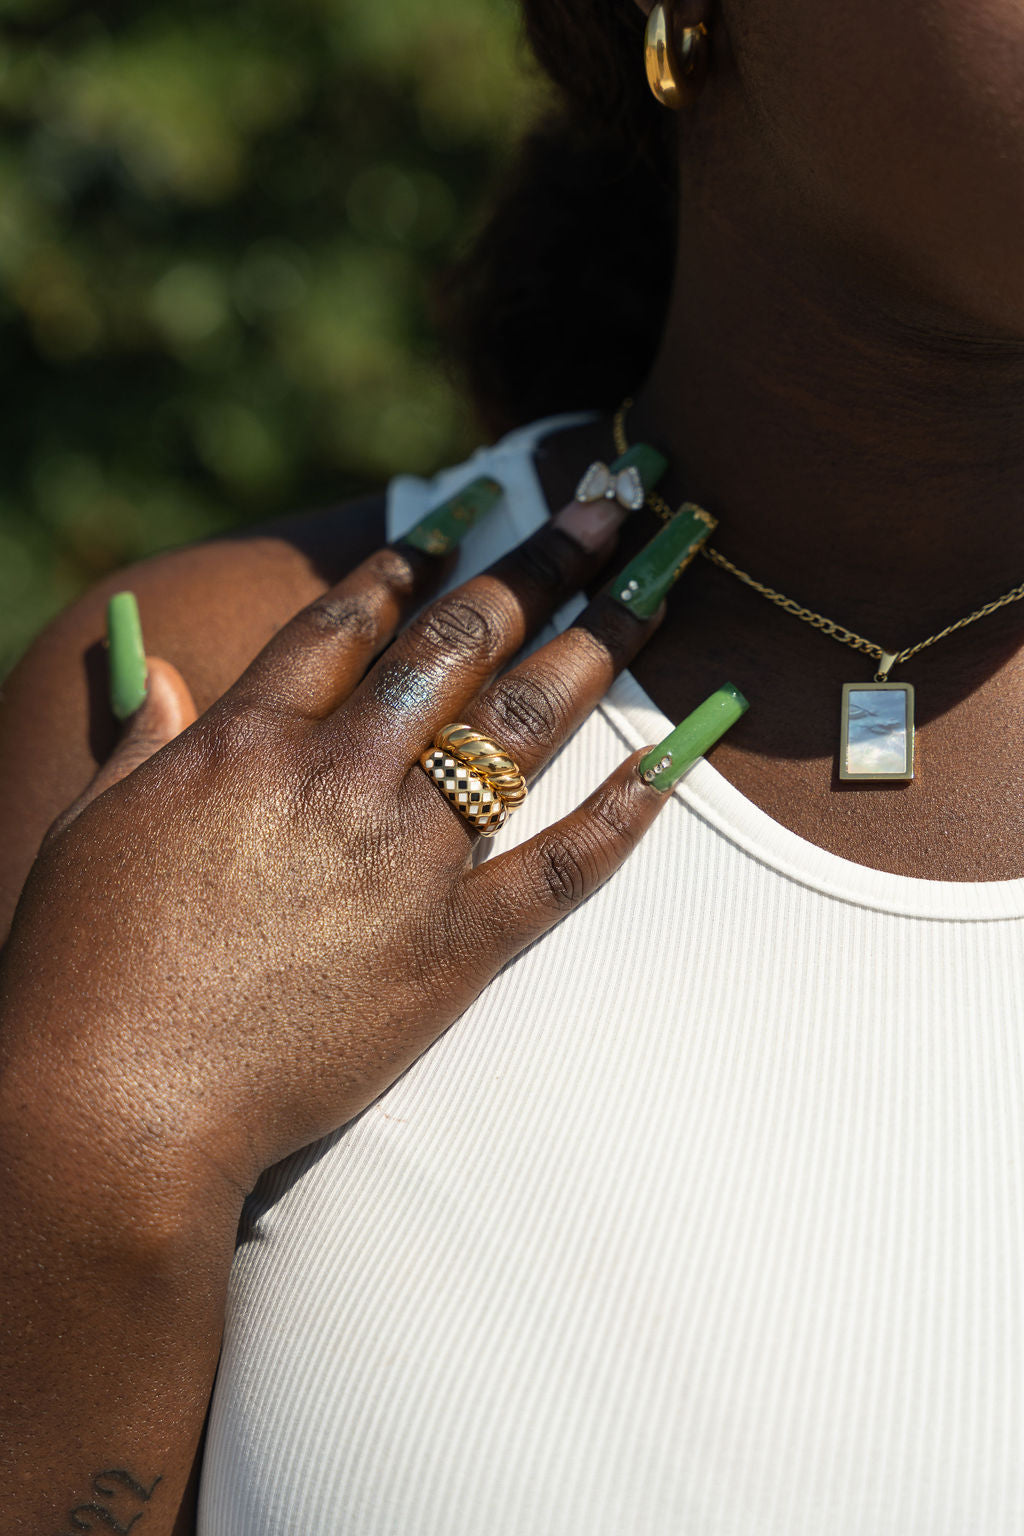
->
[0,493,387,941]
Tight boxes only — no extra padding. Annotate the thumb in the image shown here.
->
[93,652,199,797]
[93,590,199,799]
[44,655,198,846]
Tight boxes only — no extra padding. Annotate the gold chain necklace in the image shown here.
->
[614,398,1024,782]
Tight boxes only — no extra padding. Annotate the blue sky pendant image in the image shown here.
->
[840,684,915,781]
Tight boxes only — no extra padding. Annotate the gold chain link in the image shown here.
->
[614,398,1024,676]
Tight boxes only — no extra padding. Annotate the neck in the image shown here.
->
[634,196,1024,650]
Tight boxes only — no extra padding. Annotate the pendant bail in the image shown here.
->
[875,650,899,684]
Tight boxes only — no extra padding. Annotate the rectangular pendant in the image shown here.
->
[839,682,915,782]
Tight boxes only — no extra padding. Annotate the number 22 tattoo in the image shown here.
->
[58,1468,163,1534]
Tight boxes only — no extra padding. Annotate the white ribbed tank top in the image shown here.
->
[200,416,1024,1536]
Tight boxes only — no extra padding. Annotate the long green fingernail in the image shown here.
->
[402,476,504,556]
[106,591,148,721]
[608,502,718,620]
[610,442,668,493]
[640,684,748,791]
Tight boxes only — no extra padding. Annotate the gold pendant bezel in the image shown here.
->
[839,682,915,782]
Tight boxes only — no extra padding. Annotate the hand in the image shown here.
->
[1,498,729,1204]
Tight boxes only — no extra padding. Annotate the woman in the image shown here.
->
[3,0,1024,1530]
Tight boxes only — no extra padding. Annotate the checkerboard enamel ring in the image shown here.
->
[420,724,528,837]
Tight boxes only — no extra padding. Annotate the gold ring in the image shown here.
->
[420,748,511,837]
[420,723,529,837]
[436,724,529,809]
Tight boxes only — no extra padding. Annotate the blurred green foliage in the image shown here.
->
[0,0,545,674]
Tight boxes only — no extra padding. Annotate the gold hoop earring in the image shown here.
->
[644,3,709,111]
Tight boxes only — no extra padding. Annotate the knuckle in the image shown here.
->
[197,701,272,770]
[488,667,573,741]
[363,547,416,597]
[412,595,504,663]
[532,831,598,911]
[528,781,637,914]
[287,718,367,820]
[301,594,380,649]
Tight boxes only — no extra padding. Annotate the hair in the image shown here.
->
[438,1,678,436]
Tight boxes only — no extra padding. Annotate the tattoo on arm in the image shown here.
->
[58,1469,163,1535]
